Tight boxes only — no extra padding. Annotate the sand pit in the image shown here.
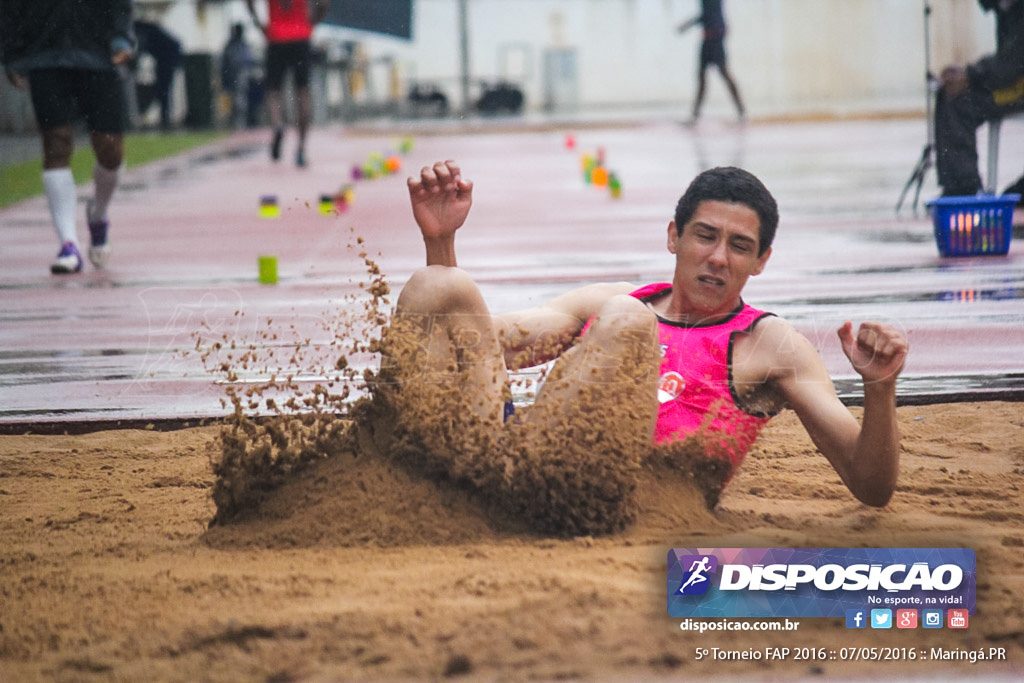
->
[1,401,1022,681]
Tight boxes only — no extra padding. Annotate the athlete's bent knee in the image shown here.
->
[398,266,485,315]
[591,295,656,338]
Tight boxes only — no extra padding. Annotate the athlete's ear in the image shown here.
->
[667,221,679,254]
[752,246,772,276]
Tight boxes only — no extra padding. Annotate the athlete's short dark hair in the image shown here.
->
[673,167,779,256]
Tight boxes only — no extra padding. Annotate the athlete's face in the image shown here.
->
[666,200,771,320]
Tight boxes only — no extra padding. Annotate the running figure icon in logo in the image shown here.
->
[677,554,718,595]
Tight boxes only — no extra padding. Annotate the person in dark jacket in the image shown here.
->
[0,0,135,274]
[935,0,1024,198]
[677,0,746,125]
[134,19,182,131]
[220,23,257,130]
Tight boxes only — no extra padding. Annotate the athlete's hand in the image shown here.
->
[838,322,908,385]
[408,160,473,266]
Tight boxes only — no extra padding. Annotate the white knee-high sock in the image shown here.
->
[42,168,78,245]
[90,162,121,222]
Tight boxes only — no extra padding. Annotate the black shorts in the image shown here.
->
[265,40,312,90]
[700,37,727,69]
[28,67,127,133]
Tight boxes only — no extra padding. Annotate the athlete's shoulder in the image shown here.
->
[744,315,823,374]
[746,313,798,342]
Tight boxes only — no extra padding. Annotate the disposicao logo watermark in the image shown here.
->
[675,554,719,595]
[667,548,976,619]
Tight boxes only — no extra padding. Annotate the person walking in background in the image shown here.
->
[678,0,746,125]
[245,0,328,168]
[0,0,134,274]
[220,23,257,130]
[134,18,183,131]
[935,0,1024,199]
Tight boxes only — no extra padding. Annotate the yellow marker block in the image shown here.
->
[259,195,279,219]
[258,255,278,284]
[319,194,335,215]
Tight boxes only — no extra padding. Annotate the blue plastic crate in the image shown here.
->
[925,194,1019,257]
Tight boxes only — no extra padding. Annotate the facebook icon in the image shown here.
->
[845,609,867,629]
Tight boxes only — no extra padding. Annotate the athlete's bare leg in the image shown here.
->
[41,125,74,169]
[266,88,284,131]
[502,294,660,534]
[378,266,508,461]
[378,262,659,534]
[89,130,124,170]
[717,64,746,119]
[524,294,659,441]
[692,66,709,121]
[296,85,311,160]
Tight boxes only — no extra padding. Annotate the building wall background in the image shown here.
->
[0,0,1000,133]
[193,0,996,115]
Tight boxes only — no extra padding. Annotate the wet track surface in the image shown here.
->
[1,115,1022,427]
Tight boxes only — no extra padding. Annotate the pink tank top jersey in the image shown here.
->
[630,283,776,473]
[267,0,314,42]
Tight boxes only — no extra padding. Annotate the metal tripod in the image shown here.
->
[896,0,938,216]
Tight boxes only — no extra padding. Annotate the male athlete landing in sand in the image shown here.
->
[376,160,908,533]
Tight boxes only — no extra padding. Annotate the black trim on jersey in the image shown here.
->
[638,285,748,329]
[727,312,781,418]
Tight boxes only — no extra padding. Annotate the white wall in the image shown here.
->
[140,0,1001,118]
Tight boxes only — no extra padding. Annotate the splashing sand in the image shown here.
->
[195,235,728,539]
[196,230,391,523]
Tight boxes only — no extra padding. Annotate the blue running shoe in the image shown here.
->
[50,241,83,274]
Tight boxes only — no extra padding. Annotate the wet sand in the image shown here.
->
[2,117,1022,681]
[1,401,1022,681]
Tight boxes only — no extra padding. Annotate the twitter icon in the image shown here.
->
[870,609,893,629]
